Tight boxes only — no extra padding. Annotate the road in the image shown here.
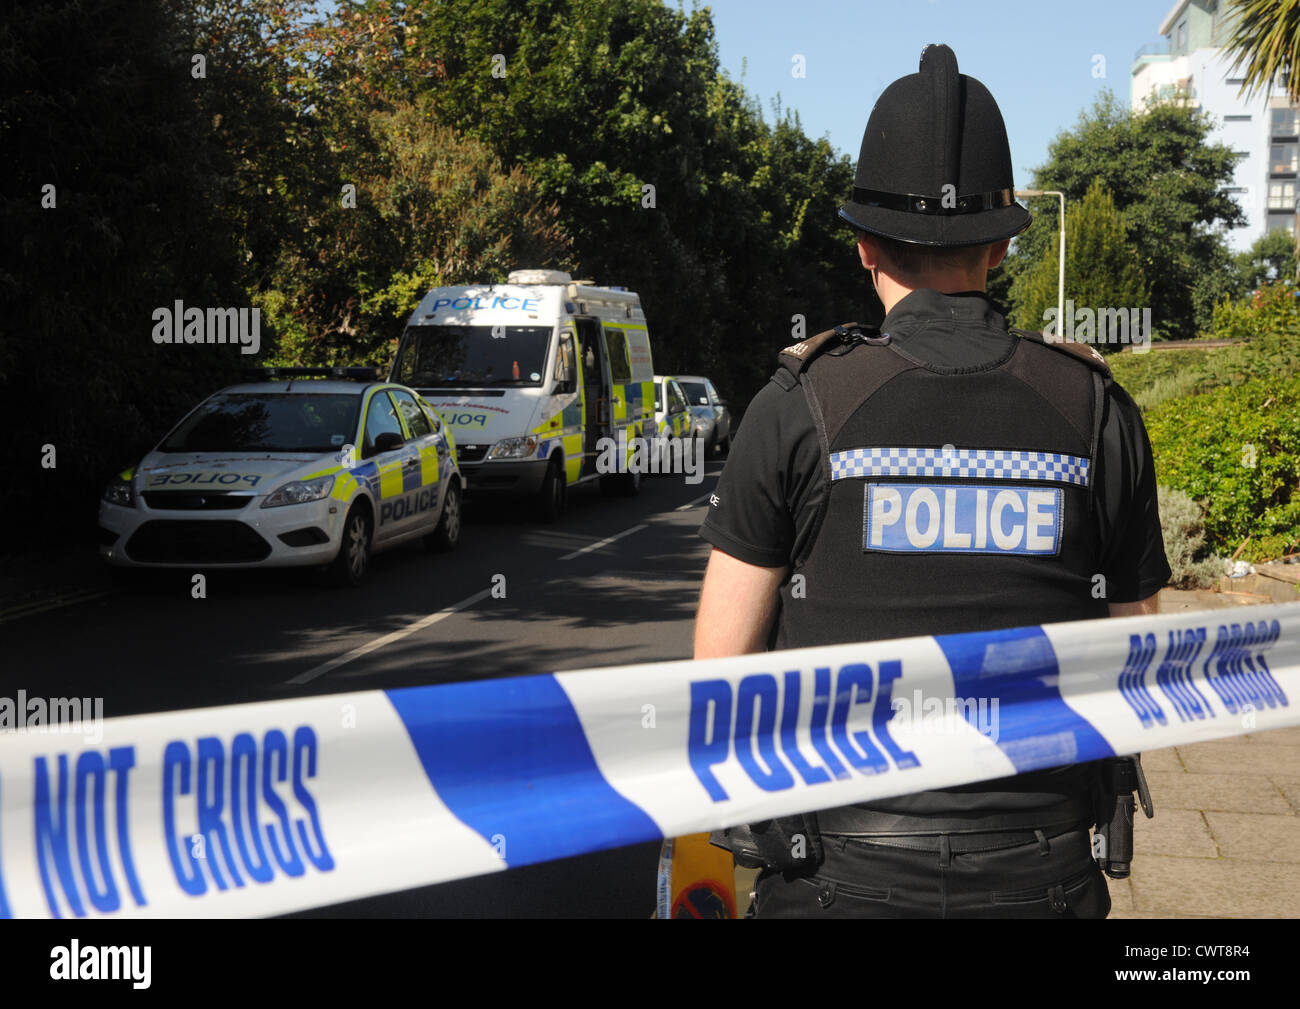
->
[0,464,723,917]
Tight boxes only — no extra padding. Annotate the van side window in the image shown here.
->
[603,328,632,383]
[555,333,576,390]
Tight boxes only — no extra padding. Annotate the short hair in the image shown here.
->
[862,232,993,277]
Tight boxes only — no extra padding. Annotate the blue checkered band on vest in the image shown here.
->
[829,446,1090,486]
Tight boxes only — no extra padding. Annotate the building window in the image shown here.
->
[1271,143,1299,173]
[1272,107,1300,137]
[1176,20,1187,52]
[1266,212,1295,235]
[1269,179,1297,209]
[1224,114,1252,122]
[1226,77,1246,85]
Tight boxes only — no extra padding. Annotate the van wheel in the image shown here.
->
[601,468,640,497]
[426,479,461,551]
[329,504,372,586]
[534,459,565,522]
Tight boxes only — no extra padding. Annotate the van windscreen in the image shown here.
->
[394,325,552,386]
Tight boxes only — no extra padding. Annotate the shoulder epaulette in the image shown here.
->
[1011,327,1112,379]
[776,322,882,380]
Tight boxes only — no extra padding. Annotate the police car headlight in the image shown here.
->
[261,475,334,508]
[102,477,134,507]
[485,436,539,461]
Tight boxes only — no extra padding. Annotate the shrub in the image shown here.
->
[1156,485,1226,588]
[1107,281,1300,412]
[1145,374,1300,562]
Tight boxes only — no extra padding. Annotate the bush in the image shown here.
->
[1107,281,1300,412]
[1156,485,1226,588]
[1145,374,1300,562]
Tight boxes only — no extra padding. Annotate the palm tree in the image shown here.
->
[1222,1,1300,274]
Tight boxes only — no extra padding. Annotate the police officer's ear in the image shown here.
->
[987,238,1011,270]
[856,231,879,271]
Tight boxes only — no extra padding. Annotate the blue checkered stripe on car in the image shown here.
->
[829,447,1090,486]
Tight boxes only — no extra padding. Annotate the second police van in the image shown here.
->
[389,269,655,520]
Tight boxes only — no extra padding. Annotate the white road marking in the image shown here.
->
[0,589,112,624]
[558,523,647,561]
[289,507,678,682]
[675,492,713,511]
[285,586,495,685]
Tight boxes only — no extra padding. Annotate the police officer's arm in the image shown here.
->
[1108,595,1159,617]
[1096,383,1171,615]
[694,550,787,658]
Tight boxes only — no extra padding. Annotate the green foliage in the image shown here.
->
[1011,179,1148,348]
[1234,229,1297,290]
[1107,282,1300,410]
[1145,374,1300,561]
[318,0,870,398]
[1222,0,1300,105]
[1002,92,1243,340]
[0,0,253,542]
[258,100,573,367]
[1156,485,1228,588]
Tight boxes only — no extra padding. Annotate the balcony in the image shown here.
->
[1133,40,1170,62]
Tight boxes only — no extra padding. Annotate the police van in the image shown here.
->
[389,269,655,520]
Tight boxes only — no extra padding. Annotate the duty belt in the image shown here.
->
[814,796,1094,839]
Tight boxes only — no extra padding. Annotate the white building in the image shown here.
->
[1131,0,1300,250]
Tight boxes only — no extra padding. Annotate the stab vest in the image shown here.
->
[770,320,1112,824]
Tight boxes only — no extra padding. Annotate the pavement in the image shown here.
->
[1104,586,1300,919]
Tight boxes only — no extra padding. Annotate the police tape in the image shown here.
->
[1,602,1297,918]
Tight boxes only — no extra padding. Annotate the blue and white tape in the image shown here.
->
[1,603,1296,918]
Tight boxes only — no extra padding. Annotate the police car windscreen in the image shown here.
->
[395,326,551,386]
[160,393,362,454]
[679,381,708,406]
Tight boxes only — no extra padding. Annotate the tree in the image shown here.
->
[1234,228,1298,289]
[314,0,869,402]
[0,0,254,544]
[259,100,574,366]
[1001,92,1244,339]
[1011,179,1149,350]
[1222,0,1300,103]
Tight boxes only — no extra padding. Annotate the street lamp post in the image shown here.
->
[1016,190,1066,339]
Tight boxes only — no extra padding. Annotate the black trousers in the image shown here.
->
[750,826,1111,919]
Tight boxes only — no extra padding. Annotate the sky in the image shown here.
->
[696,0,1180,184]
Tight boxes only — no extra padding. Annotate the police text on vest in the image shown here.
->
[865,482,1061,554]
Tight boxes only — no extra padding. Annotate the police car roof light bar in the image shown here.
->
[243,366,384,382]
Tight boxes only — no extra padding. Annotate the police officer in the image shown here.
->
[694,44,1171,918]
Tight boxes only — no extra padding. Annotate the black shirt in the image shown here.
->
[699,289,1172,821]
[701,290,1171,604]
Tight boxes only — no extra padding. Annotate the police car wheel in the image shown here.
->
[330,505,372,586]
[534,459,565,522]
[426,479,462,551]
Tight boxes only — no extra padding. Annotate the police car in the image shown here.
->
[98,368,462,586]
[653,375,694,472]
